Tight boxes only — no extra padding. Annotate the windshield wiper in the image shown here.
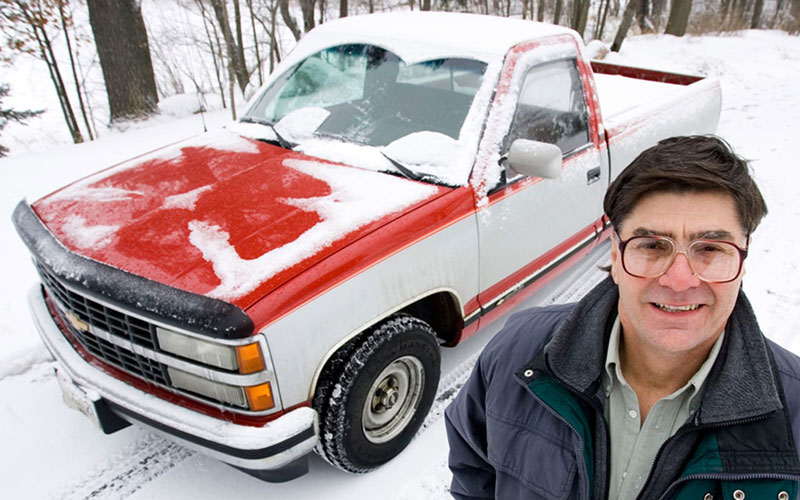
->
[239,116,297,150]
[380,151,452,187]
[381,151,423,181]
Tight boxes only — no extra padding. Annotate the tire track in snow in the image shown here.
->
[54,435,194,500]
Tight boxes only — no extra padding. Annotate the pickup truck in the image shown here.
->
[13,11,720,482]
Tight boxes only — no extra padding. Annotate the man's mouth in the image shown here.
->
[653,303,702,313]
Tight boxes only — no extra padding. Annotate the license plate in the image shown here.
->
[55,368,102,430]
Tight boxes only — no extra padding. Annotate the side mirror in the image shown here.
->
[507,139,563,179]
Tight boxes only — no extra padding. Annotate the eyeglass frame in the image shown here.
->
[613,233,749,284]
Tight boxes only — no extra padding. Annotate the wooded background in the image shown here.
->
[1,0,798,153]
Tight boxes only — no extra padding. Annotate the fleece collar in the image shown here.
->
[542,276,783,424]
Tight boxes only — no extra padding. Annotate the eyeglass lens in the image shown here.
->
[622,237,742,282]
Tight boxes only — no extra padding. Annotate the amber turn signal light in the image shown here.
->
[236,343,266,374]
[245,382,274,411]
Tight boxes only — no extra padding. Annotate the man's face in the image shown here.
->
[610,191,746,357]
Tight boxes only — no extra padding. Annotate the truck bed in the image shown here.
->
[590,61,721,180]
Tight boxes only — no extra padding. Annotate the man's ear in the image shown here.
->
[610,238,619,284]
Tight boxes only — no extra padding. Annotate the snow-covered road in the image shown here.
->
[1,30,799,499]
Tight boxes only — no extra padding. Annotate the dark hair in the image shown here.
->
[603,135,767,236]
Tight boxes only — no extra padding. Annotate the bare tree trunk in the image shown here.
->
[571,0,591,36]
[87,0,158,123]
[554,0,564,24]
[251,0,281,72]
[246,0,263,86]
[300,0,316,32]
[233,0,247,79]
[637,0,649,31]
[340,0,348,17]
[270,0,281,70]
[537,0,544,21]
[734,0,748,26]
[750,0,764,27]
[208,0,249,93]
[651,0,666,30]
[721,0,732,22]
[611,0,637,51]
[769,0,783,27]
[664,0,693,35]
[58,2,94,140]
[228,59,237,120]
[791,0,800,30]
[197,0,227,109]
[23,4,83,143]
[594,0,611,38]
[280,0,302,40]
[421,0,432,10]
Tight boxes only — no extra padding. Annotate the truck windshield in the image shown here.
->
[244,44,487,147]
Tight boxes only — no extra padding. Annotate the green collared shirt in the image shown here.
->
[603,317,724,500]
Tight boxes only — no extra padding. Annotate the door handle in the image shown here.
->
[587,166,602,185]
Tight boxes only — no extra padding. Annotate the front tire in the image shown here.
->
[313,314,440,473]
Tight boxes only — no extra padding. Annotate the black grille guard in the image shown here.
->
[12,200,254,340]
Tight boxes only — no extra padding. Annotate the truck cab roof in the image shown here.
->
[280,11,581,67]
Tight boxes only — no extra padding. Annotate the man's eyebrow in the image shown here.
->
[630,228,735,240]
[632,228,672,237]
[691,230,735,240]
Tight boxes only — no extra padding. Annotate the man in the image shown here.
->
[445,136,800,499]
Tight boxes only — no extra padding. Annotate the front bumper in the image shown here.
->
[28,286,318,478]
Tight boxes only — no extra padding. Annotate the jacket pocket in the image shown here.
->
[486,408,578,500]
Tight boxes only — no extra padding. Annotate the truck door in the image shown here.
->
[472,43,609,317]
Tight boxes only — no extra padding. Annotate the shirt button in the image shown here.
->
[628,409,637,419]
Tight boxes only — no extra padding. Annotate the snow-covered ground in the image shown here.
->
[1,28,799,499]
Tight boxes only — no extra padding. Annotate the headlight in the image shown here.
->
[168,367,275,411]
[156,327,265,374]
[156,327,276,412]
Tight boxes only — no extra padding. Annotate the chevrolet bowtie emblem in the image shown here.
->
[65,311,90,333]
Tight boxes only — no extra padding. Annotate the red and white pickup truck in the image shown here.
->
[13,12,720,481]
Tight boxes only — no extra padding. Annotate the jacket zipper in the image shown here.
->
[521,378,595,500]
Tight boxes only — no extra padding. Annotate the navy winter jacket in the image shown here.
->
[445,277,800,499]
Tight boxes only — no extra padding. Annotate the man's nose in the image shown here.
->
[658,253,701,291]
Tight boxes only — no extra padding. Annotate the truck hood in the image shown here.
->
[32,130,444,310]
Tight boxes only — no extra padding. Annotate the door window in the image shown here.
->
[503,58,590,156]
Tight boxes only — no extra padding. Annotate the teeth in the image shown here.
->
[655,303,700,313]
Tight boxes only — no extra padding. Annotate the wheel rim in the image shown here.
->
[361,355,425,444]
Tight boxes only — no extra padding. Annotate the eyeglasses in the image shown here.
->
[616,234,748,283]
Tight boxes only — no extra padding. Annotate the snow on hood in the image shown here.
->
[32,132,441,308]
[189,158,438,300]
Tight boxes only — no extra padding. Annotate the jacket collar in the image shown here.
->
[542,276,783,425]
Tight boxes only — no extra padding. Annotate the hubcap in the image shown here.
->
[361,356,425,444]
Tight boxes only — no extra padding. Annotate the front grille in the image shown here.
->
[36,262,170,386]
